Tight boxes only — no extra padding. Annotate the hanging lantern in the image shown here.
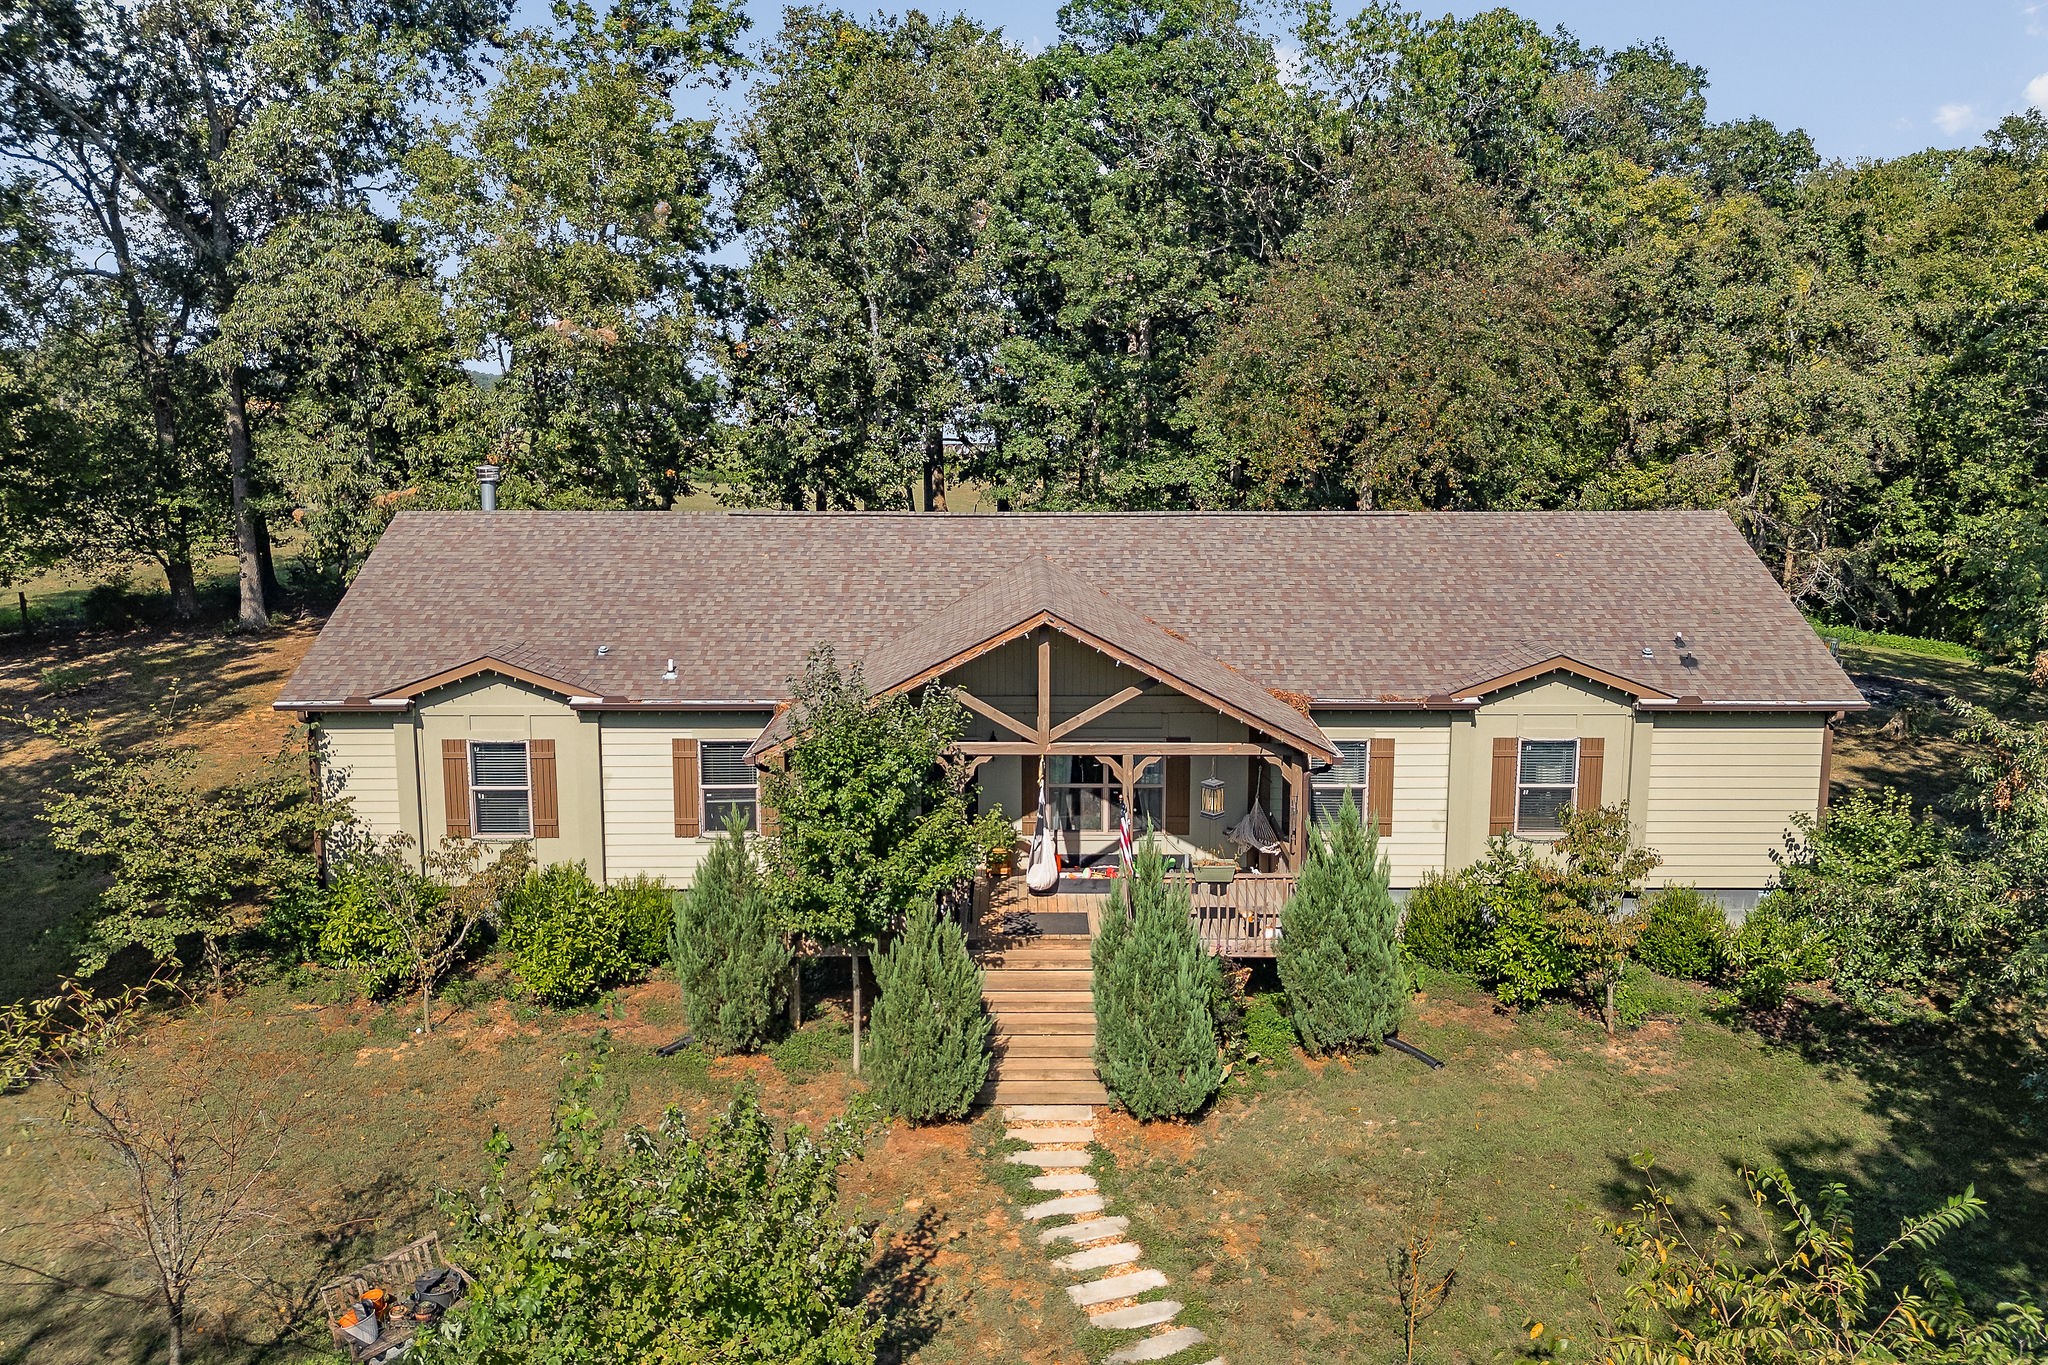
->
[1200,756,1227,818]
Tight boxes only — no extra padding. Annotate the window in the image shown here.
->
[470,741,532,837]
[1515,739,1578,836]
[700,741,759,832]
[1312,742,1371,824]
[1046,755,1163,833]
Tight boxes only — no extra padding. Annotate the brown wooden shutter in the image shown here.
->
[1489,737,1518,837]
[1163,750,1191,835]
[1368,737,1394,837]
[1575,737,1604,813]
[441,738,472,838]
[1020,754,1040,833]
[672,737,700,837]
[530,738,559,838]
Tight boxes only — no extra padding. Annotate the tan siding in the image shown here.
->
[318,716,404,840]
[414,677,599,869]
[1312,714,1451,886]
[1645,714,1826,889]
[1446,676,1639,869]
[599,713,770,885]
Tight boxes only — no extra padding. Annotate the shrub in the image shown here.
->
[1092,836,1223,1120]
[1724,895,1832,1009]
[1400,871,1489,975]
[612,874,672,968]
[1634,885,1727,980]
[669,813,790,1053]
[1472,840,1570,1008]
[1241,994,1298,1067]
[865,903,991,1122]
[1598,1163,2044,1363]
[316,855,435,998]
[1278,794,1404,1053]
[427,1063,883,1364]
[500,862,649,1007]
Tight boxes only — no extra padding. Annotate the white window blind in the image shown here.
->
[469,741,531,837]
[700,741,758,832]
[1312,741,1372,824]
[1515,739,1578,835]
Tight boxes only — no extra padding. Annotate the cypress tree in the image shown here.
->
[1092,836,1223,1119]
[1278,794,1405,1053]
[865,902,993,1122]
[670,810,792,1054]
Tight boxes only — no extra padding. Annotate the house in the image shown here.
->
[280,509,1864,928]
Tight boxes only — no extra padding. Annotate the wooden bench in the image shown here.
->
[317,1232,470,1362]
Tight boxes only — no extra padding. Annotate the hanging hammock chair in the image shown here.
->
[1225,802,1285,857]
[1025,776,1060,894]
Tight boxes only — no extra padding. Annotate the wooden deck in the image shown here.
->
[972,871,1294,957]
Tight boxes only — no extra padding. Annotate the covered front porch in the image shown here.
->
[864,559,1337,957]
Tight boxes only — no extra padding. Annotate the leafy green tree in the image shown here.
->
[670,809,791,1054]
[1188,141,1600,510]
[28,711,332,981]
[1092,835,1223,1119]
[988,0,1316,507]
[759,647,1009,947]
[406,0,743,511]
[0,0,503,627]
[1278,794,1403,1052]
[423,1060,882,1365]
[864,901,991,1122]
[726,8,1018,512]
[1545,804,1660,1034]
[1596,1163,2044,1364]
[214,209,480,586]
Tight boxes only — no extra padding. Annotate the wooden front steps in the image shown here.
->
[979,937,1109,1106]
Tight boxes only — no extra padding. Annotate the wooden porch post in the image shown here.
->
[1284,753,1309,871]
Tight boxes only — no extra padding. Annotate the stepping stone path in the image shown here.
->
[1003,1105,1224,1365]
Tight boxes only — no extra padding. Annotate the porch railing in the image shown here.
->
[1171,872,1294,956]
[973,870,1297,956]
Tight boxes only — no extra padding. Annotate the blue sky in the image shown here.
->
[707,0,2048,161]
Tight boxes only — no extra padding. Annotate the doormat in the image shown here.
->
[1007,911,1091,937]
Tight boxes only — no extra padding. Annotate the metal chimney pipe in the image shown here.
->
[477,463,500,512]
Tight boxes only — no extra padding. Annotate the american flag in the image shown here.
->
[1118,803,1135,873]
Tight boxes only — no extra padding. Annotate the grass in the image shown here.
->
[1094,977,2047,1364]
[1807,619,1986,663]
[1826,635,2046,814]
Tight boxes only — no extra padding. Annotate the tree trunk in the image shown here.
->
[851,951,862,1075]
[166,1296,184,1365]
[163,557,198,621]
[15,591,27,638]
[223,367,268,630]
[789,960,802,1028]
[252,508,279,605]
[923,427,948,512]
[1603,977,1616,1037]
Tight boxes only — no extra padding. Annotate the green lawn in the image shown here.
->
[1094,975,2046,1364]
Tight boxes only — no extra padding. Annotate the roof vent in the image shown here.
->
[477,462,500,512]
[595,644,610,658]
[1641,645,1654,660]
[662,658,678,682]
[1673,632,1689,648]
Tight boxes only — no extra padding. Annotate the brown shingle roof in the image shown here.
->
[278,510,1864,713]
[766,556,1336,756]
